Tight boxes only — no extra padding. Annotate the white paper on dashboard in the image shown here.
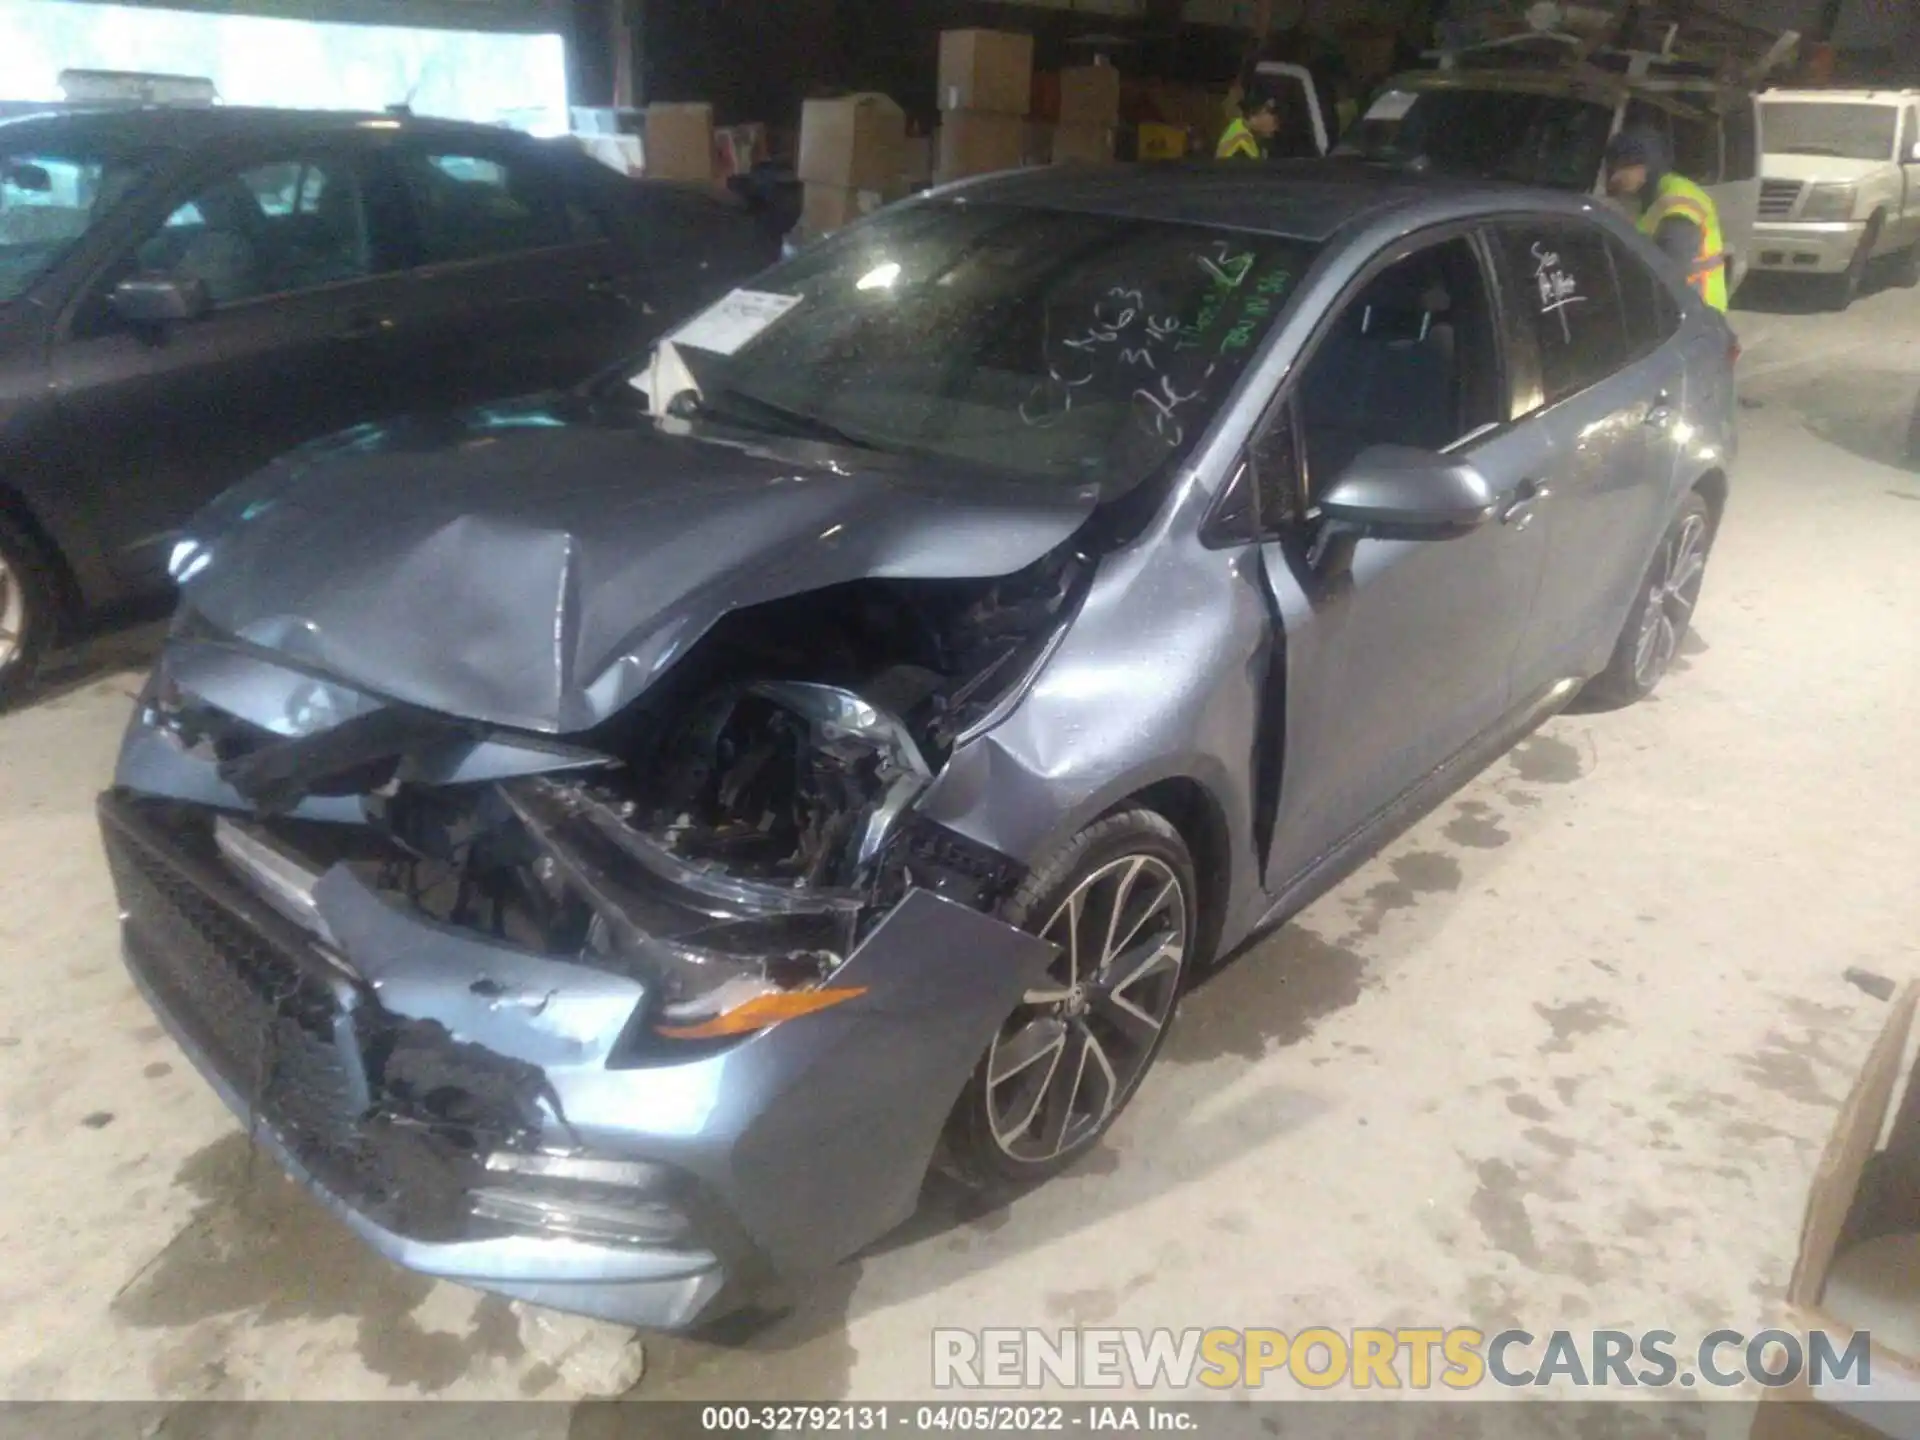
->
[668,289,804,357]
[1364,90,1418,122]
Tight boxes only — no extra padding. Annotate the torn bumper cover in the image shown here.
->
[100,789,1051,1330]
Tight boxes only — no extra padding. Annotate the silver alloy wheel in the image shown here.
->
[984,854,1188,1164]
[0,551,24,673]
[1632,510,1709,690]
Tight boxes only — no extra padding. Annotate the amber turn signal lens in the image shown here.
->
[654,986,869,1040]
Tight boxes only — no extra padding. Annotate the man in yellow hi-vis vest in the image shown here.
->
[1217,80,1282,161]
[1605,129,1729,312]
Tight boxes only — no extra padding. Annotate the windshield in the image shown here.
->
[1344,89,1615,189]
[636,202,1316,491]
[1762,103,1898,162]
[0,147,152,302]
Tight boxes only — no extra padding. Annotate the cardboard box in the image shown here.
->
[938,29,1034,115]
[1052,122,1115,165]
[798,93,906,192]
[1751,983,1920,1439]
[936,110,1026,181]
[1059,62,1121,126]
[644,103,714,182]
[800,182,889,239]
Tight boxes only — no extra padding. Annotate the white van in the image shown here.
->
[1340,70,1764,297]
[1753,88,1920,309]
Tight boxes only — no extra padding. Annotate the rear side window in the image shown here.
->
[1607,234,1682,357]
[1493,221,1632,409]
[396,148,573,264]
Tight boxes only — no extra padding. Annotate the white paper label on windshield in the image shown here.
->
[1365,90,1418,123]
[668,289,804,357]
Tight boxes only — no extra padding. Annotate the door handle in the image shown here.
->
[1645,392,1678,428]
[586,275,625,300]
[1500,479,1552,529]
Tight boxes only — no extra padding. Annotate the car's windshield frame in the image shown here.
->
[627,199,1321,500]
[1761,102,1900,162]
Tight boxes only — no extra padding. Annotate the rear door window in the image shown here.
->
[1607,234,1682,359]
[1492,220,1633,410]
[394,147,575,264]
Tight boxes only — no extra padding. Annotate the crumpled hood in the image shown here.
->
[178,398,1099,735]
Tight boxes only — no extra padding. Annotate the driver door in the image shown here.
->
[1252,229,1554,894]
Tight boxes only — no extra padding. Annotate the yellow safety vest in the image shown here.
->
[1640,172,1729,312]
[1217,117,1263,161]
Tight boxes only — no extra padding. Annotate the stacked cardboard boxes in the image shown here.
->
[797,93,906,238]
[1053,60,1119,165]
[644,103,715,182]
[935,28,1032,183]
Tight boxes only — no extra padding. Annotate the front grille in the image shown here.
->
[1759,179,1803,220]
[101,796,493,1241]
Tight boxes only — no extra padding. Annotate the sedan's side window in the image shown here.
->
[1492,222,1631,411]
[1295,236,1504,494]
[133,156,372,307]
[1607,234,1682,359]
[397,150,572,264]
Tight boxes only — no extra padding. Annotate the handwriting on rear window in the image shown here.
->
[1532,242,1584,341]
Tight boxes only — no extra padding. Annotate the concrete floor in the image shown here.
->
[2,275,1917,1411]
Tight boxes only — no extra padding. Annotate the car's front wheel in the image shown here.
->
[0,515,58,709]
[1585,492,1715,708]
[938,808,1196,1192]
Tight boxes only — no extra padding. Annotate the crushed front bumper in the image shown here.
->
[1752,220,1866,275]
[100,791,1052,1330]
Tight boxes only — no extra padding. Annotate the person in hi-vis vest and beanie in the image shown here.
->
[1217,79,1282,161]
[1604,128,1729,312]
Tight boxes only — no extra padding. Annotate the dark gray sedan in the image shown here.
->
[0,105,781,701]
[101,161,1737,1330]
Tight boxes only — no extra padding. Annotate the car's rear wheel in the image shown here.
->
[0,515,58,709]
[1585,492,1714,708]
[938,809,1195,1192]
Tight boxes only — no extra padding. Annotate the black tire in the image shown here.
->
[1825,218,1880,311]
[937,808,1197,1193]
[0,513,59,709]
[1585,492,1714,709]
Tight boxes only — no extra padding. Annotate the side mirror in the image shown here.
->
[1317,444,1498,542]
[1908,140,1920,164]
[110,275,211,327]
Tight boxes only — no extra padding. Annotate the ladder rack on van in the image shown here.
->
[1428,3,1798,88]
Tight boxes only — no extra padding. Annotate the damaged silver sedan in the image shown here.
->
[102,163,1736,1329]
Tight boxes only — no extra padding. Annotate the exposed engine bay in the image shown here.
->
[173,545,1089,1043]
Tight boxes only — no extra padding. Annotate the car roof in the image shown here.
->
[1761,88,1918,103]
[0,104,540,154]
[932,159,1562,243]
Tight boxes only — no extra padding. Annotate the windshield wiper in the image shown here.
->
[690,387,885,453]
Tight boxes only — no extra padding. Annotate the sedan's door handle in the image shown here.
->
[1645,391,1678,428]
[338,312,390,340]
[1500,479,1552,529]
